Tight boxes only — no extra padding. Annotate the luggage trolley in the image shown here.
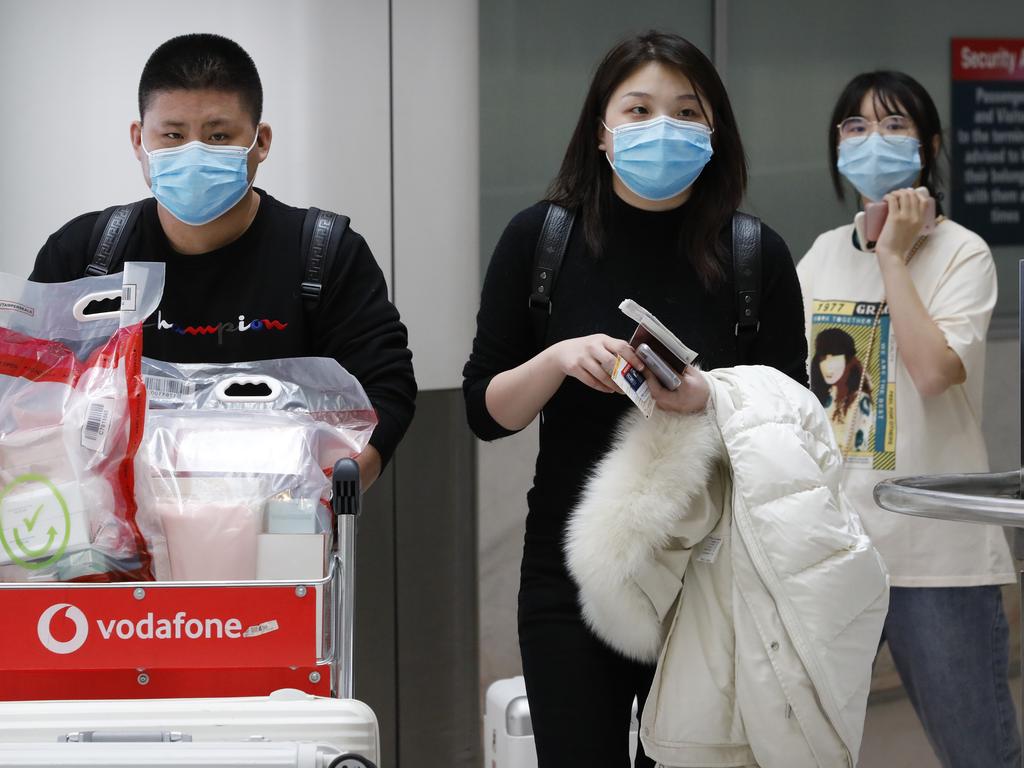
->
[0,459,379,768]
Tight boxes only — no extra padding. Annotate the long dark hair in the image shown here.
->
[828,70,944,212]
[810,328,871,419]
[545,30,747,291]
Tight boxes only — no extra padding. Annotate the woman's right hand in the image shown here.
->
[484,334,645,431]
[547,334,645,393]
[875,188,929,262]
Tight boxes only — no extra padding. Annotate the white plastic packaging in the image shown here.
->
[0,263,165,582]
[137,357,377,581]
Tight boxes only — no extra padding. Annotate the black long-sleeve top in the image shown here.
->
[463,197,807,539]
[30,190,416,467]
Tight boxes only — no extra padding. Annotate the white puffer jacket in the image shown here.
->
[566,365,889,768]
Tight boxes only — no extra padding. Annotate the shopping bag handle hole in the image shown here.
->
[222,381,274,399]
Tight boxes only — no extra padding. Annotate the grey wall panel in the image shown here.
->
[354,390,481,767]
[394,390,480,766]
[476,425,535,692]
[354,463,398,764]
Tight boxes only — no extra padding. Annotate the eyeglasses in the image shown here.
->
[837,115,914,144]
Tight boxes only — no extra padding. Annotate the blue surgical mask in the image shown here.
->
[142,133,259,226]
[837,133,922,202]
[604,116,714,201]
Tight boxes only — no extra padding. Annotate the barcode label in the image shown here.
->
[243,620,280,638]
[81,399,113,452]
[696,535,723,564]
[144,375,197,403]
[121,283,137,312]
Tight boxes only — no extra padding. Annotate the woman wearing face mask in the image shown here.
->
[463,31,807,766]
[797,71,1020,767]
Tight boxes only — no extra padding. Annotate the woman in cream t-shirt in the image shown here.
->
[798,70,1018,767]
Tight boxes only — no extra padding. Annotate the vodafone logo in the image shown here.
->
[37,603,89,655]
[34,603,252,655]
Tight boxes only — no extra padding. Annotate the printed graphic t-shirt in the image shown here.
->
[797,218,1014,587]
[29,191,416,467]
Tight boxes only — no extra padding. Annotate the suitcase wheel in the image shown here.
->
[329,755,378,768]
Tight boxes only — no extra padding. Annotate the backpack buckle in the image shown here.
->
[528,296,552,314]
[300,281,322,301]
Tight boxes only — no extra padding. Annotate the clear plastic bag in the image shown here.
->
[0,263,165,582]
[137,357,377,581]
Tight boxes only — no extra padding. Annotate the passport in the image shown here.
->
[620,299,698,373]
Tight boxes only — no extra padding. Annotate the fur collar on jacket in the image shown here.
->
[564,405,723,662]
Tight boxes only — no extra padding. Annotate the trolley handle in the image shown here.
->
[333,458,361,518]
[331,457,360,699]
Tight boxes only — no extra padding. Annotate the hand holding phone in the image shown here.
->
[863,187,936,248]
[636,343,681,390]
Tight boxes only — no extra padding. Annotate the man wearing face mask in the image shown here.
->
[29,33,416,490]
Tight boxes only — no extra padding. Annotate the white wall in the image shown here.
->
[0,0,392,288]
[392,0,479,390]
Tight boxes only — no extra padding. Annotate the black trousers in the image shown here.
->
[517,533,656,768]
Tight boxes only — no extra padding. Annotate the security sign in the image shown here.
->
[951,38,1024,245]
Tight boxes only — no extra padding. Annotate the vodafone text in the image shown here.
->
[97,611,244,640]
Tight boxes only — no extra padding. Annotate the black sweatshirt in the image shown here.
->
[463,198,808,539]
[30,190,416,467]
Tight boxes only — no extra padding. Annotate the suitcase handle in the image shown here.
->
[60,730,192,742]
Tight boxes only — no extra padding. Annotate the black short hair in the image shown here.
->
[139,33,263,125]
[828,71,944,207]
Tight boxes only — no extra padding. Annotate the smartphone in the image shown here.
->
[864,187,936,247]
[636,343,682,390]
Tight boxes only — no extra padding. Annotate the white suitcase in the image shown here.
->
[0,742,364,767]
[483,676,637,767]
[0,688,378,767]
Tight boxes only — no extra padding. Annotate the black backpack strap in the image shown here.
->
[732,212,762,365]
[301,207,350,312]
[85,202,144,277]
[528,204,575,345]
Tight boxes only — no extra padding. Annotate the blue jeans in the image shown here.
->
[883,586,1021,768]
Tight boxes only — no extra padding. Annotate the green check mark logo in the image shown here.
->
[23,504,43,532]
[0,475,71,570]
